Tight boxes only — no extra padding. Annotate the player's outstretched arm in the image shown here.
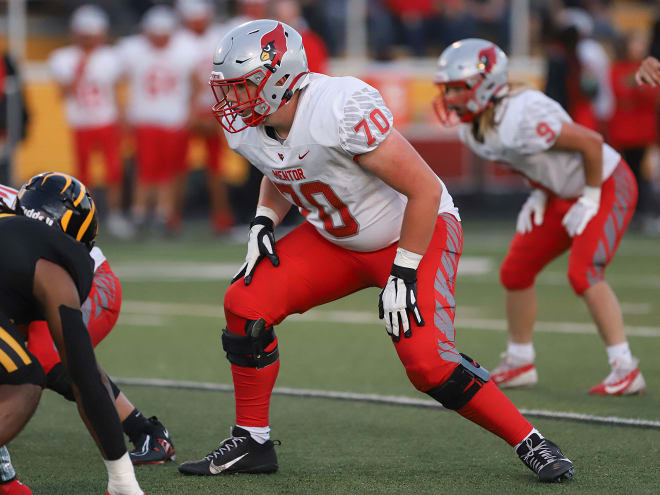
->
[359,129,441,340]
[553,121,604,236]
[32,258,127,460]
[635,56,660,87]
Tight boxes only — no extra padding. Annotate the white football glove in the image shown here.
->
[516,189,547,234]
[378,249,425,342]
[232,216,279,285]
[562,186,601,237]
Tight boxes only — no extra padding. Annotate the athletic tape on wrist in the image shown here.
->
[394,248,423,270]
[582,185,601,204]
[255,206,280,226]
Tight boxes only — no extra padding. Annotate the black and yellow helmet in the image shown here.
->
[17,172,98,249]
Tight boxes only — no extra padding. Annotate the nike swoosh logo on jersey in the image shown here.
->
[235,57,253,64]
[298,150,310,159]
[209,453,248,474]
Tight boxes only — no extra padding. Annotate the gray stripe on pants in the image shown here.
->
[434,299,455,342]
[604,215,616,254]
[434,266,455,308]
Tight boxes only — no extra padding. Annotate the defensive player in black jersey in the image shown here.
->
[0,173,145,495]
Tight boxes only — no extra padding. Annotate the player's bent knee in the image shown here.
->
[500,265,534,291]
[222,319,279,369]
[425,354,489,410]
[567,269,593,295]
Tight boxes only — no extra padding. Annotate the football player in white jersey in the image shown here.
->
[433,39,645,395]
[48,5,133,239]
[178,20,574,483]
[174,0,235,233]
[117,5,198,234]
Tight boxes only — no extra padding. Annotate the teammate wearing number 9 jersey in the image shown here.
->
[434,38,644,396]
[178,21,575,483]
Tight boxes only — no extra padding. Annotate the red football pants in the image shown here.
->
[73,124,122,186]
[224,214,532,445]
[501,160,638,295]
[135,126,189,184]
[27,261,121,374]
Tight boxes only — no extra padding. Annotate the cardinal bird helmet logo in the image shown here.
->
[260,23,288,68]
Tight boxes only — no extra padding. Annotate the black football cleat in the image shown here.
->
[129,416,176,465]
[516,432,574,482]
[178,426,278,475]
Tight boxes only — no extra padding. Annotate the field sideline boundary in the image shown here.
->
[113,376,660,430]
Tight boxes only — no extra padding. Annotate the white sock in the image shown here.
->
[507,341,535,364]
[104,452,143,495]
[606,342,633,367]
[514,427,542,451]
[237,425,270,444]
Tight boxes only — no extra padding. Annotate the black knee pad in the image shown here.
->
[426,353,490,410]
[0,314,45,387]
[221,318,279,369]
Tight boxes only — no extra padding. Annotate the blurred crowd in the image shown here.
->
[3,0,660,237]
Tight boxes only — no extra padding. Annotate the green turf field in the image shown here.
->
[7,220,660,494]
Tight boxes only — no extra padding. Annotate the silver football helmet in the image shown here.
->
[210,19,310,133]
[433,38,508,124]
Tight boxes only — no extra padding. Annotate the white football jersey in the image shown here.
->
[225,74,459,252]
[0,184,105,272]
[117,35,200,127]
[457,89,620,198]
[48,45,122,128]
[175,24,229,111]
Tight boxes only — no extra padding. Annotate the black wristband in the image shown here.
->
[391,263,417,283]
[250,215,274,231]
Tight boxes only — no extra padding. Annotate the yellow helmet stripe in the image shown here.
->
[76,200,95,241]
[60,209,73,231]
[41,172,67,186]
[0,349,18,372]
[59,176,72,194]
[0,213,16,218]
[0,327,32,366]
[73,183,86,207]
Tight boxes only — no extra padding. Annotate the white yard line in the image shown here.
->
[120,300,660,337]
[112,376,660,430]
[112,259,660,289]
[112,257,493,281]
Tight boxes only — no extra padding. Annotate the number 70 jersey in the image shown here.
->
[224,73,459,252]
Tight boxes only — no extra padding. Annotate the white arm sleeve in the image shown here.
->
[338,86,394,156]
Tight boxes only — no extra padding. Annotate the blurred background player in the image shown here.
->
[0,173,145,495]
[610,33,660,235]
[544,7,614,133]
[0,51,29,187]
[48,5,133,239]
[118,5,197,235]
[174,0,235,234]
[434,38,645,396]
[178,20,574,483]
